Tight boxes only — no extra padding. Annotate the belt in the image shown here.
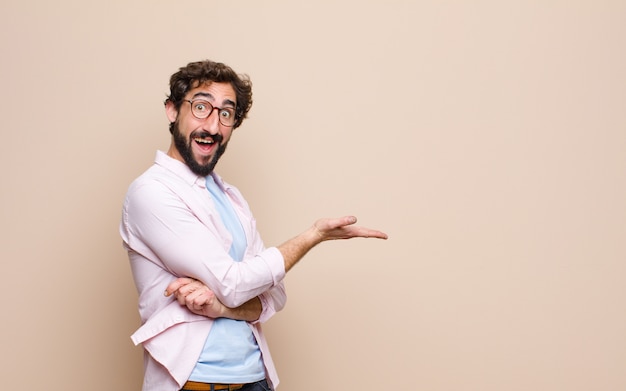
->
[182,380,245,391]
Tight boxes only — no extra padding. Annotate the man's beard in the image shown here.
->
[172,121,227,177]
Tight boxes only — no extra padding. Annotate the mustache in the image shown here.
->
[190,130,223,144]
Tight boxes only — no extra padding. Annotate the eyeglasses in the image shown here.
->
[184,99,236,127]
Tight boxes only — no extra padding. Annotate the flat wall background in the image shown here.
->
[1,1,625,390]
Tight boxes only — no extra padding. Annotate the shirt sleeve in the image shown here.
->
[254,281,287,324]
[122,179,286,308]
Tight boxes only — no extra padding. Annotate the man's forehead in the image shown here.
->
[188,81,236,104]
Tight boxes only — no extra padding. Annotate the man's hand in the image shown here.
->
[280,215,388,272]
[165,277,263,321]
[165,277,224,318]
[312,215,389,241]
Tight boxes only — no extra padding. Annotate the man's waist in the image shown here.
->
[182,380,245,390]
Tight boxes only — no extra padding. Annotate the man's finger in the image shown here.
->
[164,277,195,297]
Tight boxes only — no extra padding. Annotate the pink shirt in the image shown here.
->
[120,151,287,391]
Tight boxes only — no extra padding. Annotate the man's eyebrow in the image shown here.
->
[222,99,236,108]
[191,92,214,100]
[191,92,236,108]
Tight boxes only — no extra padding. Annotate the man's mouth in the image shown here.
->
[192,136,218,156]
[194,137,215,146]
[190,131,223,156]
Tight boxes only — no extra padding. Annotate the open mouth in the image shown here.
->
[193,137,217,154]
[194,137,215,146]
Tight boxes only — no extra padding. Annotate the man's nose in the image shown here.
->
[204,108,221,133]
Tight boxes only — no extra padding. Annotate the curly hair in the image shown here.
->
[166,60,253,129]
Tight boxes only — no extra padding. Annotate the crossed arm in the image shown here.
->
[165,215,388,320]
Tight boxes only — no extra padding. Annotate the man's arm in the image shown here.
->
[279,215,388,272]
[166,215,387,320]
[166,277,262,321]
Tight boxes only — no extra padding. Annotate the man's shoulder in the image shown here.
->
[130,163,173,184]
[126,163,190,198]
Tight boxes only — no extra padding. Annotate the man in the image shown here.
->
[120,60,388,391]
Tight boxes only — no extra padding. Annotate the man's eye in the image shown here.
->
[220,110,233,118]
[194,103,208,112]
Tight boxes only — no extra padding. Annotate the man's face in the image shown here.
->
[166,82,237,176]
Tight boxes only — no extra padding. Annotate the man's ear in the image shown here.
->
[165,100,178,123]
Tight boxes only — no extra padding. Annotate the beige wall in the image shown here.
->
[1,1,625,390]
